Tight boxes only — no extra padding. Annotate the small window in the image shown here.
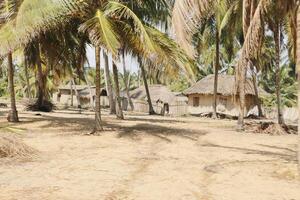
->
[193,97,199,107]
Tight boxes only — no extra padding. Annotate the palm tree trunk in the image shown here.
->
[7,52,19,122]
[138,57,155,115]
[138,69,141,88]
[112,62,124,119]
[237,0,255,131]
[103,52,116,114]
[274,25,284,125]
[121,51,134,111]
[94,46,103,132]
[70,80,74,106]
[72,79,81,109]
[251,72,263,117]
[237,61,247,131]
[296,6,300,174]
[24,55,31,100]
[36,42,46,108]
[212,29,220,119]
[84,73,94,109]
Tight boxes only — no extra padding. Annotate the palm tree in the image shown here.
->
[267,7,285,125]
[7,52,19,122]
[235,0,297,130]
[138,56,156,115]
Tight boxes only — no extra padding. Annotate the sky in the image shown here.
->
[86,45,139,74]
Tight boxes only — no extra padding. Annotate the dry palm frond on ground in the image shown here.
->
[245,121,297,135]
[0,134,37,159]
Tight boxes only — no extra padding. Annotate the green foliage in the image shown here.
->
[260,65,297,108]
[168,76,190,92]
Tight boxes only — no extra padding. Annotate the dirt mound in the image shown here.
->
[245,121,297,135]
[0,134,37,159]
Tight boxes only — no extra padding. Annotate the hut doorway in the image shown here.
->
[161,103,169,116]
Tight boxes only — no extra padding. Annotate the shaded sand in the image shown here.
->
[0,108,299,200]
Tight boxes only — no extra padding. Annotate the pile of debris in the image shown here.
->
[26,100,55,112]
[0,134,37,159]
[245,121,297,135]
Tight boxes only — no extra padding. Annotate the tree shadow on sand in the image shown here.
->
[106,122,208,142]
[125,117,186,124]
[202,143,297,162]
[19,115,208,143]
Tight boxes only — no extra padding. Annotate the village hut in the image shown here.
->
[53,85,109,108]
[184,74,267,117]
[130,85,188,116]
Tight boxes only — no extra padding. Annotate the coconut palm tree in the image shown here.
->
[138,56,156,114]
[235,0,298,130]
[0,1,19,122]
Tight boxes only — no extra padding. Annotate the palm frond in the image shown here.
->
[79,9,120,56]
[105,1,155,52]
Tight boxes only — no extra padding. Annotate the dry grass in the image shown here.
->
[0,134,37,159]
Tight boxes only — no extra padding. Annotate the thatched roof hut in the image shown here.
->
[131,85,186,104]
[130,85,188,116]
[184,74,267,117]
[184,74,267,96]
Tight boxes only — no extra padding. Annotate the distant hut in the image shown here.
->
[184,74,267,117]
[53,85,109,108]
[130,85,188,116]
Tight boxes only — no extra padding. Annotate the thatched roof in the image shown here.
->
[57,85,109,97]
[184,74,267,96]
[58,85,95,91]
[130,85,186,103]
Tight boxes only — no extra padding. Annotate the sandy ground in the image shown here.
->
[0,106,299,200]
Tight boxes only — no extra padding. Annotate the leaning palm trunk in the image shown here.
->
[212,28,220,119]
[274,26,284,125]
[103,52,116,114]
[138,57,155,115]
[112,63,124,119]
[236,0,265,131]
[93,46,103,132]
[121,51,134,111]
[7,52,19,122]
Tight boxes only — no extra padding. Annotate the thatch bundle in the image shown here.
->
[0,134,37,159]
